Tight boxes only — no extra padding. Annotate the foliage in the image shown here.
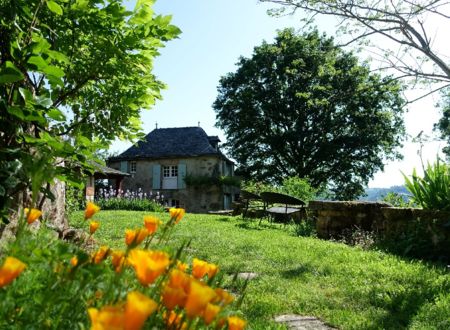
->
[214,29,405,200]
[184,175,241,188]
[96,197,164,212]
[381,191,415,208]
[242,177,318,202]
[72,210,450,329]
[280,177,318,202]
[403,158,450,210]
[65,184,84,215]
[0,0,180,221]
[261,0,450,87]
[0,206,246,329]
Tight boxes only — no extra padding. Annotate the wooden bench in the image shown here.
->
[260,192,306,224]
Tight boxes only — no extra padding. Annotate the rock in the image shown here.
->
[274,314,337,330]
[237,272,258,280]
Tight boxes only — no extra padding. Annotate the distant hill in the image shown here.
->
[359,185,411,202]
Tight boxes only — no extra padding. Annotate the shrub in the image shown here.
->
[403,158,450,210]
[382,192,415,207]
[242,177,318,202]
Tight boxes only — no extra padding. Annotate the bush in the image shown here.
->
[403,158,450,210]
[242,177,318,202]
[382,192,415,207]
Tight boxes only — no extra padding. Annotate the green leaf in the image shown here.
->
[0,61,24,84]
[47,108,66,121]
[43,65,65,78]
[46,1,63,15]
[36,95,53,108]
[28,56,48,70]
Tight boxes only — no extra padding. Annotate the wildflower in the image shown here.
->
[24,208,42,224]
[127,249,170,286]
[192,258,218,279]
[125,291,157,330]
[88,306,124,330]
[227,316,246,330]
[184,279,216,318]
[111,250,126,273]
[213,288,234,306]
[177,260,188,272]
[92,246,110,264]
[162,284,188,310]
[84,202,100,220]
[70,256,78,267]
[90,221,100,234]
[143,216,161,234]
[125,228,149,247]
[169,208,185,223]
[0,257,26,288]
[203,303,221,325]
[164,310,185,329]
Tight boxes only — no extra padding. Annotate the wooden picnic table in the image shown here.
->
[260,191,306,223]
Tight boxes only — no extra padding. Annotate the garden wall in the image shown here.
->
[308,201,450,250]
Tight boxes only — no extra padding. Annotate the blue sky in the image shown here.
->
[114,0,444,188]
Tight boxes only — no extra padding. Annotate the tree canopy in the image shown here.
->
[214,29,405,199]
[0,0,180,218]
[261,0,450,93]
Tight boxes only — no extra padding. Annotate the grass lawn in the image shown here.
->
[70,211,450,329]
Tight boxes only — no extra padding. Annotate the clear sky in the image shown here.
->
[113,0,445,188]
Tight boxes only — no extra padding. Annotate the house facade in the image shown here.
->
[108,127,238,213]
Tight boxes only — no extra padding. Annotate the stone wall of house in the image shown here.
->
[109,156,235,213]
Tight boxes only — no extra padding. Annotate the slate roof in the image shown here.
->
[110,127,231,161]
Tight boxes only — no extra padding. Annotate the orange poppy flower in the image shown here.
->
[164,310,186,330]
[162,284,188,310]
[70,256,78,267]
[177,261,188,272]
[92,246,110,264]
[90,221,100,234]
[168,269,191,292]
[203,303,221,325]
[227,316,247,330]
[84,202,100,220]
[192,258,218,279]
[111,250,125,273]
[0,257,26,288]
[127,249,170,286]
[24,208,42,224]
[169,208,185,223]
[213,288,234,306]
[143,216,161,234]
[125,228,149,247]
[124,291,157,330]
[184,279,216,318]
[88,306,124,330]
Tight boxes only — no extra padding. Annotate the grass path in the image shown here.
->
[70,211,450,329]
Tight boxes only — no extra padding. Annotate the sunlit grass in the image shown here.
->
[70,211,450,329]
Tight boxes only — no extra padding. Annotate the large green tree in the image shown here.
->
[214,29,405,199]
[0,0,180,220]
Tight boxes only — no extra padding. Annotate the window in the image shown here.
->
[130,161,137,173]
[163,165,178,178]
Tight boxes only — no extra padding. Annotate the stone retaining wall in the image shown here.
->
[308,201,450,252]
[308,201,391,239]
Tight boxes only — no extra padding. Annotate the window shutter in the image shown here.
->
[120,161,128,173]
[177,163,186,189]
[152,164,161,189]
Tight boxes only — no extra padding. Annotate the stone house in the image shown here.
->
[108,127,238,213]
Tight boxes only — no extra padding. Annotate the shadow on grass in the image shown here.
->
[235,221,264,231]
[366,282,449,329]
[281,264,313,280]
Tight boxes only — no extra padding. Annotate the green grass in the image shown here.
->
[70,211,450,329]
